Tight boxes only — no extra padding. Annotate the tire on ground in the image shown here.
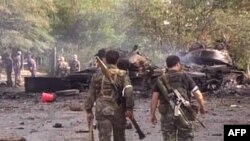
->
[54,89,80,96]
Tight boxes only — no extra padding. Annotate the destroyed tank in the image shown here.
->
[179,45,246,92]
[77,46,162,94]
[64,47,162,95]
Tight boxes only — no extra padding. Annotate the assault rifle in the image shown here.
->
[96,56,146,140]
[156,75,206,128]
[173,89,206,128]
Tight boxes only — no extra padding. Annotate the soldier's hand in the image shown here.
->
[87,112,94,125]
[151,114,157,125]
[125,110,133,118]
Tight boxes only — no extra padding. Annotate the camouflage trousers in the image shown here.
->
[161,112,194,141]
[96,108,126,141]
[14,69,21,86]
[6,71,13,87]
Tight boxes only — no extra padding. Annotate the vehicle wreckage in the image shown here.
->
[180,46,247,93]
[24,46,163,94]
[24,45,248,95]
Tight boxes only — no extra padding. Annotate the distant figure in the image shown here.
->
[69,54,80,73]
[0,56,3,80]
[27,54,37,77]
[56,56,69,77]
[4,53,13,87]
[88,57,98,68]
[13,51,22,86]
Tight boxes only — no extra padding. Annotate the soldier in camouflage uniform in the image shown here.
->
[151,55,206,141]
[56,56,69,77]
[4,53,13,87]
[27,54,37,77]
[84,50,134,141]
[69,54,80,73]
[13,51,22,86]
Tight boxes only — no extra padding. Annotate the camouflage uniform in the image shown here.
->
[69,59,80,73]
[5,55,13,87]
[56,57,69,77]
[153,70,199,141]
[27,56,37,77]
[84,64,134,141]
[13,52,22,86]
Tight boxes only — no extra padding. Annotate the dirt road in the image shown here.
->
[0,87,250,141]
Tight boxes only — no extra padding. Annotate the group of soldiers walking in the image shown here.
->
[0,50,37,87]
[55,54,81,77]
[84,49,207,141]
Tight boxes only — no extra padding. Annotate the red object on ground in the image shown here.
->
[41,92,55,102]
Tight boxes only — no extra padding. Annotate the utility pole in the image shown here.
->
[53,45,57,76]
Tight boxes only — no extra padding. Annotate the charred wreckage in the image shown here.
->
[25,46,162,94]
[24,45,248,95]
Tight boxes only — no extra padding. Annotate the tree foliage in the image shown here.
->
[1,0,250,70]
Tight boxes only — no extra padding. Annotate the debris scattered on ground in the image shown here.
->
[0,132,26,141]
[211,133,223,136]
[1,87,250,141]
[41,92,56,102]
[230,104,242,108]
[53,123,63,128]
[30,129,38,133]
[75,130,89,133]
[69,103,83,111]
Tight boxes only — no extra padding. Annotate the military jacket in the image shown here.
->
[13,55,22,71]
[154,69,198,114]
[84,64,134,116]
[69,59,80,72]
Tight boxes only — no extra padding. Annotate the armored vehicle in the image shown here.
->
[180,47,246,92]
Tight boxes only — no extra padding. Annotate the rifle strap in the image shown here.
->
[100,71,118,97]
[161,73,189,101]
[161,73,173,93]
